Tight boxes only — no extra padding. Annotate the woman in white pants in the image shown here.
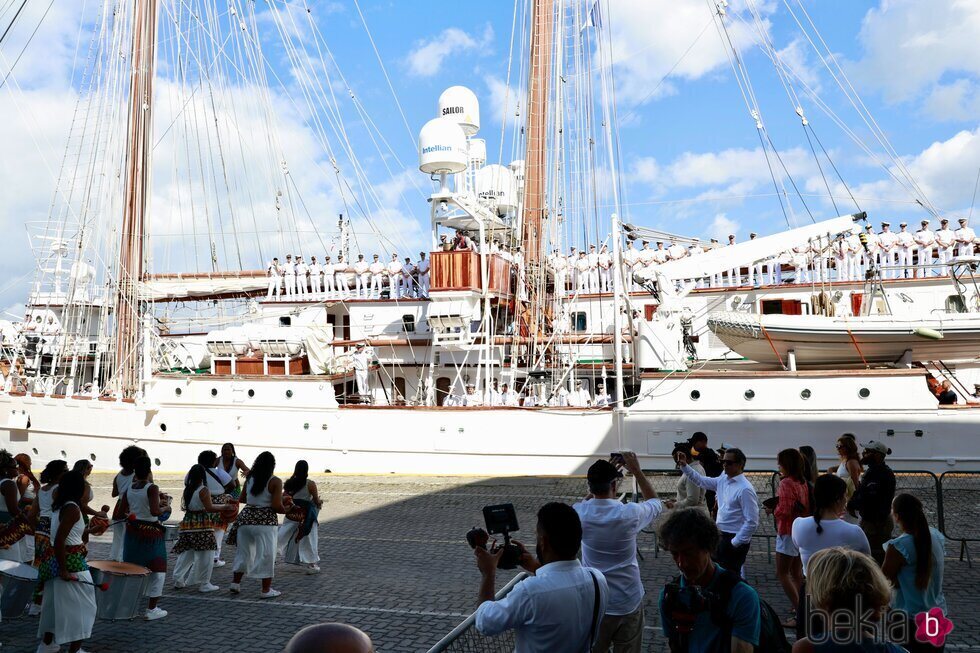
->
[108,445,144,562]
[278,460,322,574]
[173,464,237,592]
[230,452,286,597]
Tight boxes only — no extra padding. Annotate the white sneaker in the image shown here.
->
[198,583,219,593]
[145,607,168,621]
[213,559,226,568]
[173,581,186,589]
[305,564,321,575]
[259,588,281,599]
[35,643,59,653]
[28,603,42,616]
[229,583,240,594]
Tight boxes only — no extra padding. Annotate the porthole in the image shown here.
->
[31,448,38,455]
[800,389,812,400]
[286,389,293,399]
[247,389,255,398]
[175,388,182,397]
[60,450,66,458]
[744,389,755,400]
[303,423,310,430]
[858,387,870,399]
[154,458,161,467]
[160,423,167,432]
[210,388,218,397]
[690,390,701,401]
[89,453,96,461]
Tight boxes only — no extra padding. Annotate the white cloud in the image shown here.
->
[707,213,741,240]
[852,0,980,113]
[774,38,821,94]
[483,74,522,127]
[406,25,493,78]
[923,80,980,122]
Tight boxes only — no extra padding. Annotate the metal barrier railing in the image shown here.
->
[939,471,980,566]
[426,572,529,653]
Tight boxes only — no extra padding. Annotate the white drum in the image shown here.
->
[88,560,150,621]
[0,559,38,619]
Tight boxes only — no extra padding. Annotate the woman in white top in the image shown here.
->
[109,445,145,561]
[119,455,169,621]
[0,449,30,563]
[29,459,70,617]
[278,460,323,573]
[230,451,286,597]
[173,464,236,592]
[36,470,97,653]
[220,442,250,499]
[828,435,862,525]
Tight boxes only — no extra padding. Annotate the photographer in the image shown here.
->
[474,502,609,652]
[658,508,761,653]
[574,453,662,652]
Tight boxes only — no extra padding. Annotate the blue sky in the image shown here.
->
[0,0,979,312]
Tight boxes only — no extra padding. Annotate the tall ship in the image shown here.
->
[2,0,980,475]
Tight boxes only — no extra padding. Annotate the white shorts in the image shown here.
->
[776,533,799,557]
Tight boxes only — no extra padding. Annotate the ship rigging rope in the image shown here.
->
[0,0,26,49]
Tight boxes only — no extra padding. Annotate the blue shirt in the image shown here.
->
[886,527,947,615]
[659,564,761,651]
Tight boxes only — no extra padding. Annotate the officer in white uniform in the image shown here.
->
[725,235,738,286]
[913,219,935,278]
[549,249,567,298]
[417,252,430,298]
[792,242,810,284]
[586,245,600,293]
[567,247,580,290]
[861,224,879,277]
[574,251,590,294]
[334,255,349,298]
[387,254,403,300]
[320,256,334,298]
[956,218,976,258]
[266,257,282,300]
[351,343,373,402]
[353,254,370,298]
[486,380,501,407]
[894,223,914,279]
[834,235,851,282]
[295,256,309,298]
[309,256,322,297]
[935,219,956,273]
[638,240,654,268]
[597,244,612,293]
[401,257,415,298]
[568,380,592,407]
[369,255,385,299]
[879,222,901,279]
[500,383,520,407]
[622,240,639,291]
[283,254,295,299]
[847,230,863,281]
[463,384,483,407]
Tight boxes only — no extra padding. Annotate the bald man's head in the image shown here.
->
[284,623,374,653]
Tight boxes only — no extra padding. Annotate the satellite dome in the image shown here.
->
[468,138,487,169]
[419,118,468,175]
[438,86,480,136]
[476,164,517,216]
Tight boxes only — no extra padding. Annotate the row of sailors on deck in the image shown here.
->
[266,252,431,301]
[443,380,611,408]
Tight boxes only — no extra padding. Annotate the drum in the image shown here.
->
[88,560,150,620]
[0,559,38,619]
[163,523,179,543]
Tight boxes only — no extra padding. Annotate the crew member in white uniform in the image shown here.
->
[401,257,416,298]
[282,254,295,299]
[574,251,590,294]
[586,245,600,293]
[266,258,282,300]
[638,240,654,267]
[351,343,372,401]
[861,224,879,277]
[935,219,956,273]
[567,247,580,291]
[593,382,611,407]
[385,254,402,300]
[847,230,863,281]
[308,256,322,297]
[834,235,851,282]
[568,380,592,407]
[320,256,334,299]
[500,383,520,407]
[368,255,385,299]
[792,242,810,284]
[550,249,568,298]
[295,256,308,298]
[622,240,639,291]
[332,255,348,298]
[877,222,898,279]
[416,252,430,298]
[956,218,976,258]
[353,254,369,298]
[913,219,935,278]
[463,384,483,406]
[725,234,738,286]
[895,222,916,279]
[597,245,612,293]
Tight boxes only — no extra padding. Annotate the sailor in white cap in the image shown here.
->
[598,244,612,293]
[834,232,852,282]
[321,255,334,299]
[266,257,282,301]
[622,239,640,291]
[955,218,976,258]
[353,254,370,298]
[687,238,705,288]
[368,254,385,299]
[935,218,955,274]
[792,240,810,284]
[335,254,351,299]
[567,246,580,291]
[861,224,879,277]
[846,228,863,281]
[283,254,295,298]
[913,219,935,278]
[568,379,592,407]
[417,252,430,298]
[386,254,403,300]
[295,256,309,298]
[877,222,898,279]
[351,342,373,402]
[895,223,914,279]
[549,248,568,298]
[463,383,483,407]
[575,251,590,294]
[309,255,323,298]
[401,256,415,298]
[586,245,600,293]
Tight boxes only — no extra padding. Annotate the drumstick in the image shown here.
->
[69,575,110,591]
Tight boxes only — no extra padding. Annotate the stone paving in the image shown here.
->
[2,473,978,652]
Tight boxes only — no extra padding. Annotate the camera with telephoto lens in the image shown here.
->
[466,503,524,570]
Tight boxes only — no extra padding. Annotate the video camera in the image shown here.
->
[466,503,524,570]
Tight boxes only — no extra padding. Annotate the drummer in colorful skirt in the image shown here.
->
[195,450,235,567]
[28,459,69,617]
[0,449,32,563]
[118,456,169,620]
[278,461,322,574]
[173,464,237,592]
[36,470,97,653]
[229,451,286,597]
[109,445,145,562]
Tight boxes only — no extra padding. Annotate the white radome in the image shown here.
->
[468,138,487,169]
[437,86,480,136]
[418,118,468,175]
[475,164,517,216]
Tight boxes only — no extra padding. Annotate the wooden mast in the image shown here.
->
[114,0,158,398]
[520,0,554,342]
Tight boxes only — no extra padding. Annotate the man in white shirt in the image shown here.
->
[485,380,502,407]
[463,383,483,407]
[877,222,898,279]
[351,343,373,402]
[266,258,282,301]
[567,247,580,291]
[320,256,333,299]
[637,240,654,268]
[677,447,759,577]
[847,230,863,281]
[567,380,592,407]
[586,245,600,293]
[935,218,956,274]
[353,254,369,299]
[474,502,609,653]
[334,255,350,299]
[597,245,612,293]
[386,254,403,300]
[913,219,935,278]
[283,254,295,299]
[308,256,323,298]
[416,252,430,298]
[956,217,976,258]
[593,382,611,407]
[549,249,568,298]
[401,257,416,298]
[500,383,520,407]
[295,256,309,298]
[652,241,669,265]
[574,251,590,294]
[622,240,639,291]
[368,255,385,299]
[894,223,913,279]
[834,235,852,282]
[574,454,661,652]
[791,243,810,284]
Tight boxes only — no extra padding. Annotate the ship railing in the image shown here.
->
[426,572,528,653]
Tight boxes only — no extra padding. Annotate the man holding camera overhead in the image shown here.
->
[474,502,609,653]
[574,453,662,653]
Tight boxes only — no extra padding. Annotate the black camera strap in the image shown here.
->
[586,569,601,652]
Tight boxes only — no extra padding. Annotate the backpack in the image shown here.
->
[662,569,791,653]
